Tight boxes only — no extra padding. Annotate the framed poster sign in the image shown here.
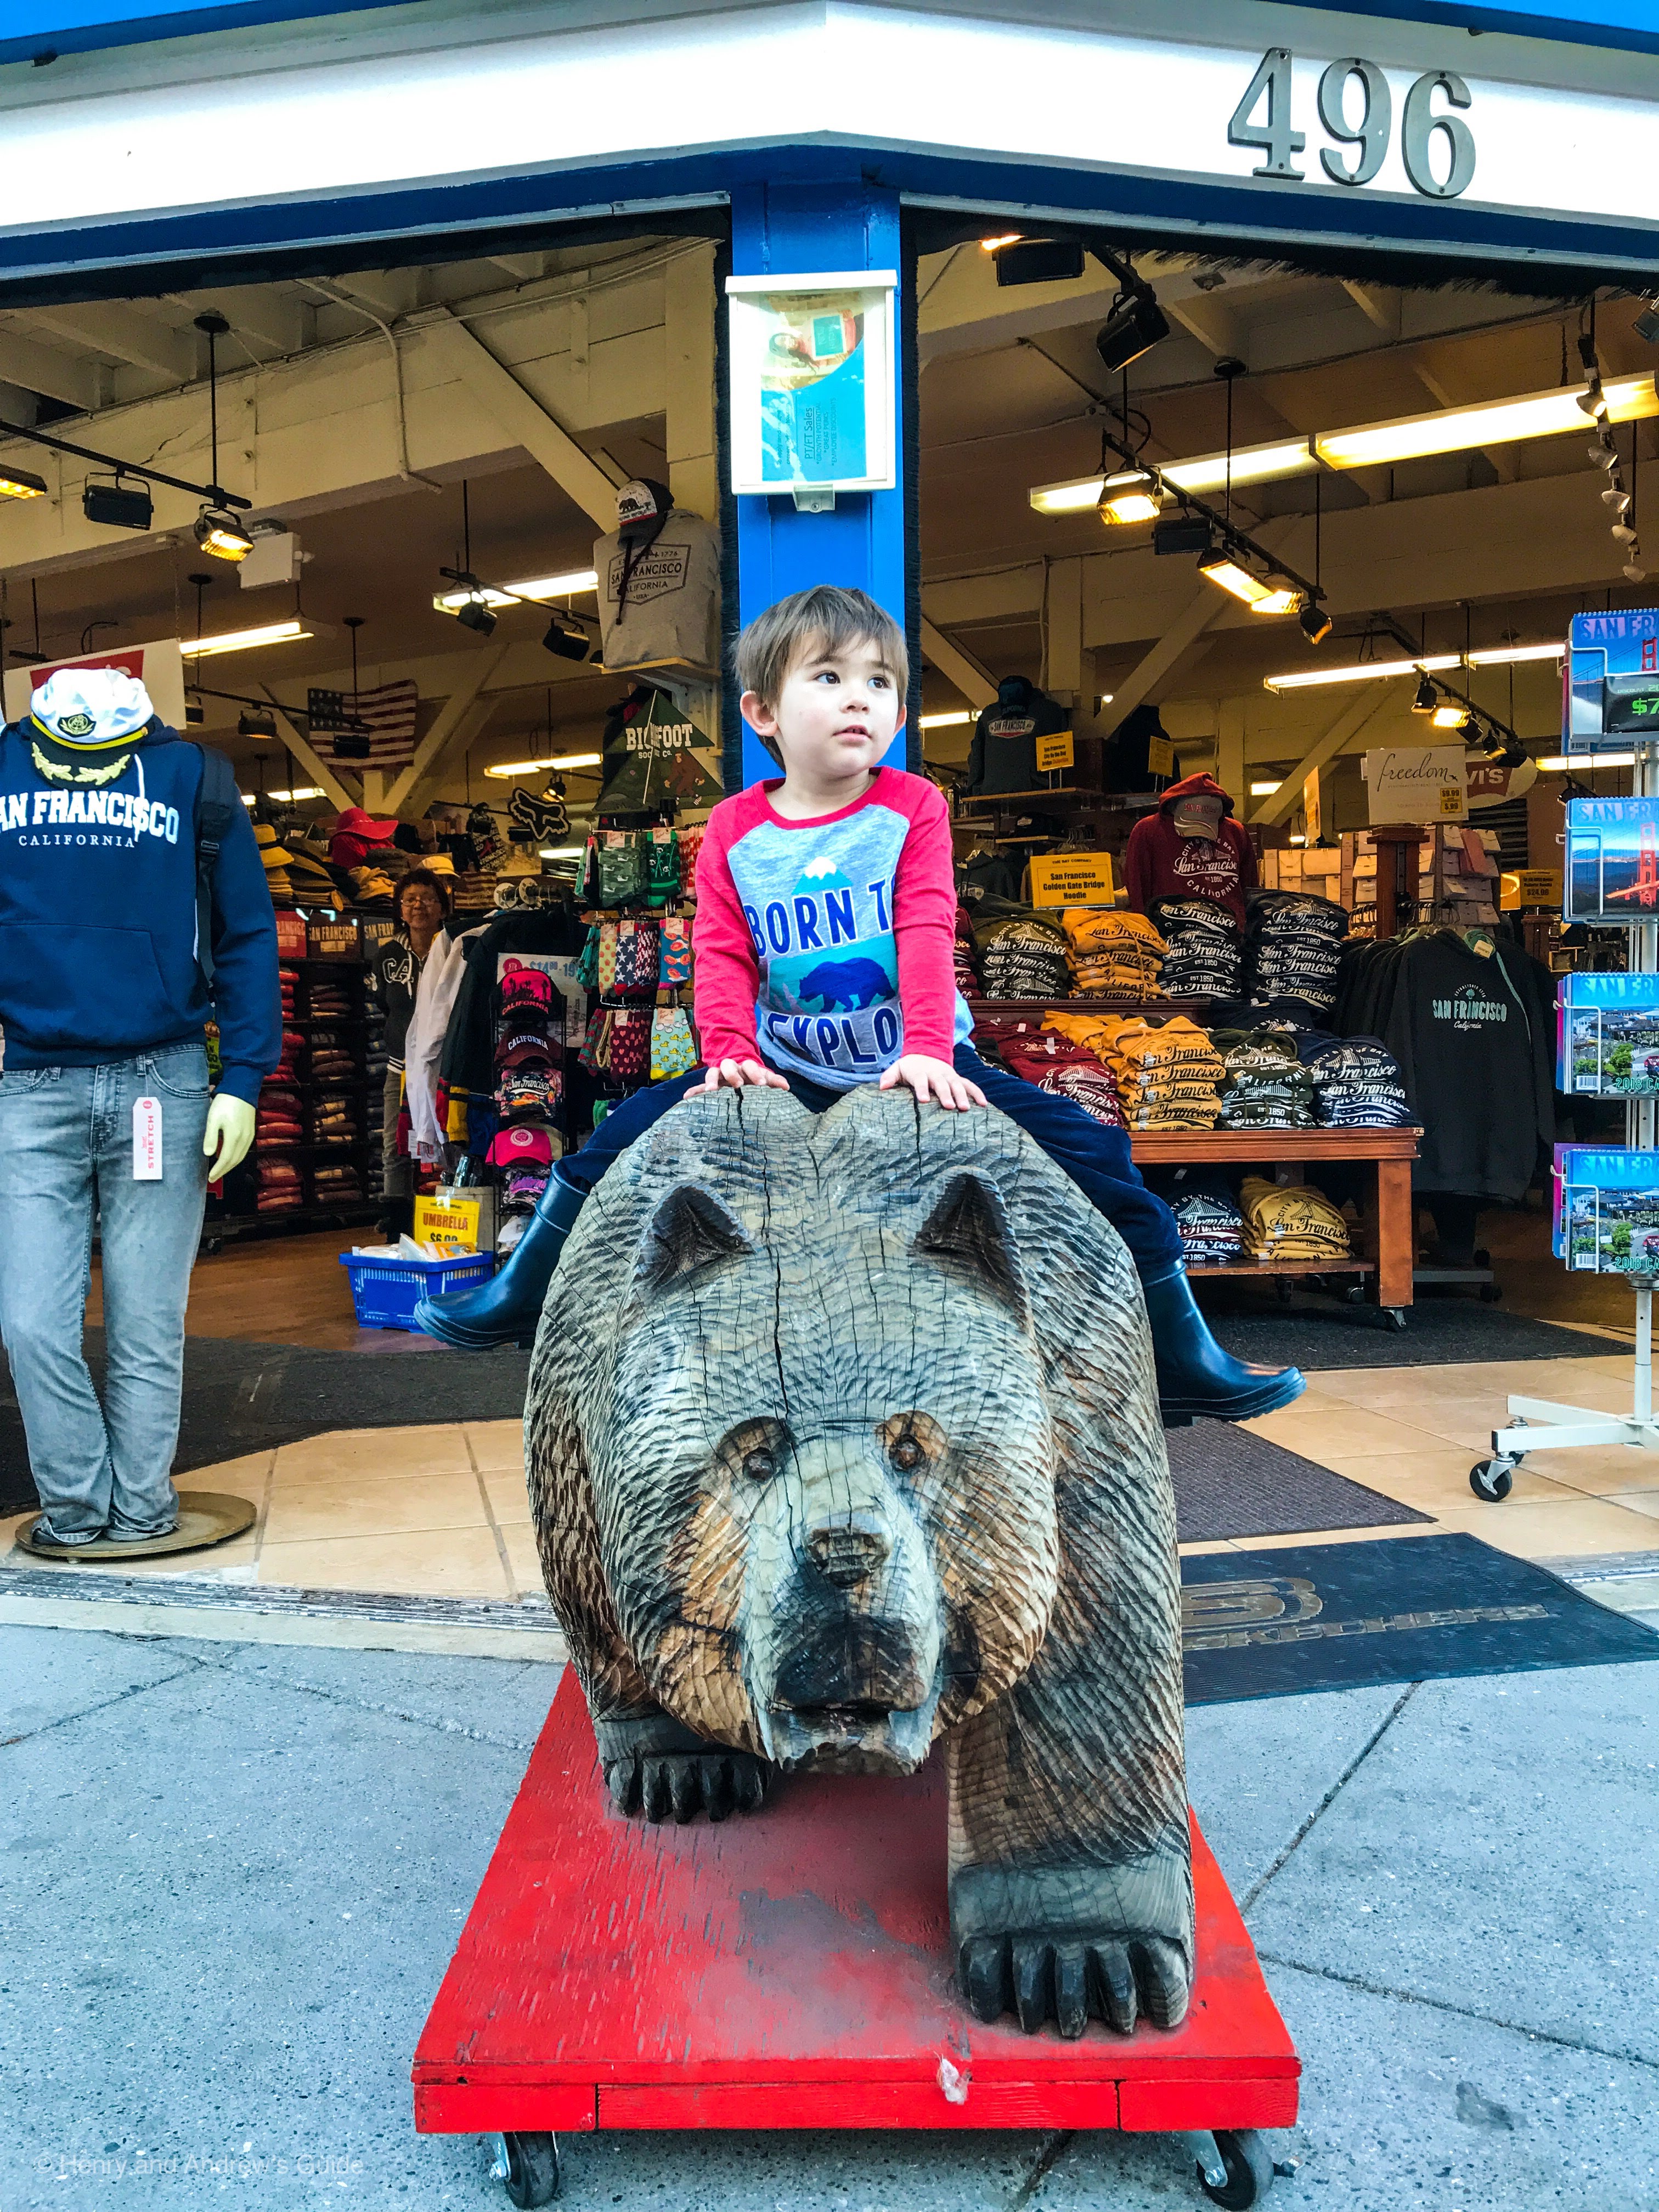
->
[725,272,898,495]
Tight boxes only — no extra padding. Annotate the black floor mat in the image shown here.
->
[1182,1534,1659,1705]
[0,1333,532,1515]
[1167,1425,1429,1544]
[1204,1297,1628,1370]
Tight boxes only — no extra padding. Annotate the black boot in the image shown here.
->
[415,1167,586,1350]
[1143,1266,1306,1424]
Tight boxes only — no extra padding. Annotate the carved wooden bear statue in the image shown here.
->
[524,1085,1193,2039]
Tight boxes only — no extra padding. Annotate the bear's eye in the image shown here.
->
[889,1434,924,1472]
[742,1447,776,1482]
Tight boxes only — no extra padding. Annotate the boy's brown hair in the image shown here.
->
[735,585,909,765]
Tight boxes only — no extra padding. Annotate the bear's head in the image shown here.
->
[586,1156,1061,1775]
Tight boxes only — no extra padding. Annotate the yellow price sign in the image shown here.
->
[1500,868,1562,910]
[1035,730,1074,774]
[1029,851,1115,906]
[1147,735,1176,778]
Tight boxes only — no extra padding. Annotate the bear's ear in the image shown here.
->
[634,1182,755,1298]
[913,1172,1029,1322]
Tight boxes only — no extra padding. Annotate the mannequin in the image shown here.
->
[1122,770,1259,925]
[0,667,279,1549]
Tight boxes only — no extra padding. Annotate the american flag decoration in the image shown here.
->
[311,678,421,769]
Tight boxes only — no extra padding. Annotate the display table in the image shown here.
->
[1129,1128,1422,1313]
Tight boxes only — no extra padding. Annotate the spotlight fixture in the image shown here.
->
[1197,549,1302,616]
[994,239,1086,287]
[1095,284,1170,376]
[456,595,497,637]
[1637,296,1659,346]
[83,473,153,531]
[0,462,48,501]
[238,708,278,740]
[1412,674,1438,713]
[195,506,253,561]
[542,612,591,661]
[1431,701,1470,729]
[1298,601,1334,645]
[1250,587,1306,618]
[1097,471,1162,526]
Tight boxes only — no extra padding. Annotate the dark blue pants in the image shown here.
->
[564,1044,1184,1282]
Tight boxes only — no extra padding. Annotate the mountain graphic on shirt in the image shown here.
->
[793,857,854,896]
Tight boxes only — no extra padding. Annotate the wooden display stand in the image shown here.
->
[1130,1128,1422,1316]
[414,1674,1298,2205]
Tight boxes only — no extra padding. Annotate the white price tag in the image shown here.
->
[132,1095,163,1181]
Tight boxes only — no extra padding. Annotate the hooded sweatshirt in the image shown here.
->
[0,717,281,1104]
[963,677,1071,797]
[1123,771,1259,926]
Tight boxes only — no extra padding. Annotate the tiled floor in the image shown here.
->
[7,1355,1659,1599]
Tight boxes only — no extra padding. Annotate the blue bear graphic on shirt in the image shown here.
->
[797,956,894,1011]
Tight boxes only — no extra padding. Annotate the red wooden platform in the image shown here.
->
[414,1673,1298,2137]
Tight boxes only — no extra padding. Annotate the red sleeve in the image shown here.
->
[891,777,961,1062]
[692,805,763,1066]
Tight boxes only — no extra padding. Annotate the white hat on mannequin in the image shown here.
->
[31,667,156,746]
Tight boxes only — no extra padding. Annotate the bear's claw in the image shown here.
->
[956,1932,1190,2038]
[606,1749,772,1825]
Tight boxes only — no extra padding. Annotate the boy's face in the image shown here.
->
[743,631,904,785]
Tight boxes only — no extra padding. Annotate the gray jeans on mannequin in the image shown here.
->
[0,1041,211,1538]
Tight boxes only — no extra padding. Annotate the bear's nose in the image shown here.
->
[805,1513,891,1588]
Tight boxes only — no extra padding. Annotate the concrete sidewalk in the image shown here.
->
[1,1627,1654,2211]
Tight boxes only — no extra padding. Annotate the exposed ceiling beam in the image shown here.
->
[0,328,106,412]
[395,697,499,819]
[255,689,357,812]
[488,255,548,284]
[25,303,196,386]
[1252,686,1391,824]
[1096,581,1240,725]
[918,616,997,708]
[1341,280,1400,337]
[381,638,512,814]
[419,308,625,527]
[173,286,312,360]
[1165,293,1245,360]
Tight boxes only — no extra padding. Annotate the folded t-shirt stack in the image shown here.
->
[1149,898,1242,1001]
[1063,910,1166,1000]
[256,1156,302,1214]
[257,1089,303,1146]
[1244,890,1348,1014]
[1240,1175,1352,1262]
[1170,1187,1246,1266]
[311,1101,358,1144]
[1214,1030,1319,1130]
[991,1025,1125,1130]
[312,1162,363,1200]
[1093,1015,1224,1130]
[1304,1035,1414,1127]
[953,905,981,998]
[975,911,1073,999]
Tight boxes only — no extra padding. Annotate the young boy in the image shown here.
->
[419,586,1301,1422]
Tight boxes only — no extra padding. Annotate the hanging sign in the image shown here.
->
[3,636,185,731]
[1029,850,1115,906]
[1363,744,1468,823]
[726,272,897,495]
[1500,867,1562,909]
[1035,730,1075,774]
[1465,754,1538,809]
[1146,734,1176,778]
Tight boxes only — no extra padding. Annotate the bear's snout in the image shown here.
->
[804,1510,891,1588]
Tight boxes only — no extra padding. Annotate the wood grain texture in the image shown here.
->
[523,1085,1193,2035]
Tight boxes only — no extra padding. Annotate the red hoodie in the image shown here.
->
[1122,772,1258,926]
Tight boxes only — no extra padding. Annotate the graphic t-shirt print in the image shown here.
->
[744,847,904,1075]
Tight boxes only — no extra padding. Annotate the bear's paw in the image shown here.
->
[606,1748,774,1825]
[957,1932,1190,2038]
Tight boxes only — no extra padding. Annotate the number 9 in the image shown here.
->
[1317,58,1391,186]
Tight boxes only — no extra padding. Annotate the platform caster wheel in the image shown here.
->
[1378,1307,1408,1333]
[493,2132,560,2207]
[1470,1457,1515,1503]
[1197,2127,1274,2207]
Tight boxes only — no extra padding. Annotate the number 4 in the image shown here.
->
[1228,48,1306,179]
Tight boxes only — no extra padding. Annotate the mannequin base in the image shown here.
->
[16,1491,258,1561]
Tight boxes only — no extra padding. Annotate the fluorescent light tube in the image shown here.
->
[538,845,585,859]
[433,567,599,614]
[1465,641,1564,667]
[184,618,315,658]
[1538,751,1635,770]
[1264,653,1461,693]
[260,785,323,802]
[1249,780,1284,797]
[1316,374,1659,470]
[919,710,974,730]
[1163,441,1317,495]
[484,753,602,777]
[1029,475,1108,515]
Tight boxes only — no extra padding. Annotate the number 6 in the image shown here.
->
[1317,58,1391,185]
[1402,70,1476,199]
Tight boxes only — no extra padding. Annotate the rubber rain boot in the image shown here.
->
[1142,1266,1306,1424]
[415,1166,586,1350]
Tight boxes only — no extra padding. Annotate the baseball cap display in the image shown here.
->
[496,1029,554,1068]
[487,1123,555,1170]
[31,667,155,746]
[499,961,554,1013]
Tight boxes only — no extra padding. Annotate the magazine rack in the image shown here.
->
[1471,734,1659,1502]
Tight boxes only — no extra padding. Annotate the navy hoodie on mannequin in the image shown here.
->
[0,716,280,1104]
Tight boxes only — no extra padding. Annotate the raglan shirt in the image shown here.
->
[693,767,972,1091]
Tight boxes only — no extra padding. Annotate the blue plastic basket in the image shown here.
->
[339,1248,495,1332]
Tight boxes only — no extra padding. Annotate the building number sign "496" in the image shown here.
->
[1229,49,1475,200]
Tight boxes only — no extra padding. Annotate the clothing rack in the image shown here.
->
[1474,737,1659,1501]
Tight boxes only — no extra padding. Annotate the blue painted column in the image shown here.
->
[729,175,911,789]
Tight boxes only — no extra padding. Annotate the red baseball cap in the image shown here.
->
[487,1124,554,1170]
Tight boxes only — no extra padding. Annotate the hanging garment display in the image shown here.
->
[1122,773,1259,923]
[962,676,1070,797]
[597,680,723,814]
[593,479,721,671]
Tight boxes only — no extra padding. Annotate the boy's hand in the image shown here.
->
[692,1058,792,1094]
[878,1055,988,1111]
